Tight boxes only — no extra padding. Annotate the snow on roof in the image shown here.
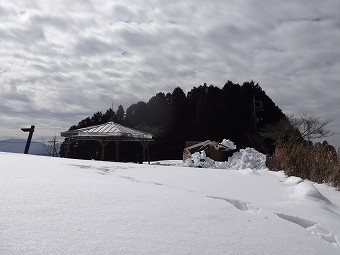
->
[61,122,152,140]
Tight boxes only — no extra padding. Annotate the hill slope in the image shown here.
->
[1,153,339,254]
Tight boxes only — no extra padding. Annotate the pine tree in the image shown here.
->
[116,105,125,124]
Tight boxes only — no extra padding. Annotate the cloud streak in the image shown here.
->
[0,0,340,146]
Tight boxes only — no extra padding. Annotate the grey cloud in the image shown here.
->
[75,37,115,56]
[0,5,9,15]
[0,3,17,16]
[30,14,72,31]
[0,20,45,44]
[117,28,157,49]
[111,4,149,24]
[0,85,32,104]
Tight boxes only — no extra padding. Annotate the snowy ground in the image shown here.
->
[1,152,340,254]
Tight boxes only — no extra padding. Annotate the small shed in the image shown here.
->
[184,141,229,161]
[61,122,153,162]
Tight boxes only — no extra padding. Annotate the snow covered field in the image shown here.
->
[1,152,340,254]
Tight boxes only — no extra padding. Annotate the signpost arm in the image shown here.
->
[21,125,35,154]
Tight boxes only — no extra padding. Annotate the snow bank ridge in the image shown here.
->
[284,176,330,203]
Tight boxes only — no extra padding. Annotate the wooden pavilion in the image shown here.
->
[61,122,153,163]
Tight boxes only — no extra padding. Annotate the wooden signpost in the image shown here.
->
[21,125,35,154]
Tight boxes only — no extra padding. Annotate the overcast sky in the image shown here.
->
[1,0,340,147]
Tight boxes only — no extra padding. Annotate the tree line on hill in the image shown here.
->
[60,80,285,160]
[59,81,340,189]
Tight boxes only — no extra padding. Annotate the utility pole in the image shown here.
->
[21,125,35,154]
[50,136,58,157]
[250,95,263,134]
[52,138,57,157]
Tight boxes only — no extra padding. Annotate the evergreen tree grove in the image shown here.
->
[61,81,285,160]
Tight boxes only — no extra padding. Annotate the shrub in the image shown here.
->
[267,141,340,189]
[264,115,339,189]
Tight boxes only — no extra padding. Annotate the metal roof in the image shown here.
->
[61,122,152,140]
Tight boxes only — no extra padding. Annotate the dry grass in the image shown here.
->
[267,141,340,189]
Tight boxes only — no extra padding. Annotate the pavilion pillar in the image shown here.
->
[114,140,120,162]
[99,140,110,161]
[142,143,145,163]
[65,138,76,158]
[140,140,150,164]
[146,143,150,164]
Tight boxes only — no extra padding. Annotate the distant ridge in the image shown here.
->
[0,139,49,156]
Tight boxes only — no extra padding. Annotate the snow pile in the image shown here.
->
[285,176,304,186]
[183,150,216,168]
[224,147,267,170]
[183,147,267,170]
[219,139,236,150]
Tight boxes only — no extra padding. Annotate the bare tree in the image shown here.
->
[260,117,301,144]
[41,136,60,157]
[261,114,336,146]
[290,114,336,140]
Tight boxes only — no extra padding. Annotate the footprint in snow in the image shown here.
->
[276,213,340,248]
[116,175,169,187]
[96,168,115,175]
[117,175,140,182]
[67,164,118,175]
[207,196,260,214]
